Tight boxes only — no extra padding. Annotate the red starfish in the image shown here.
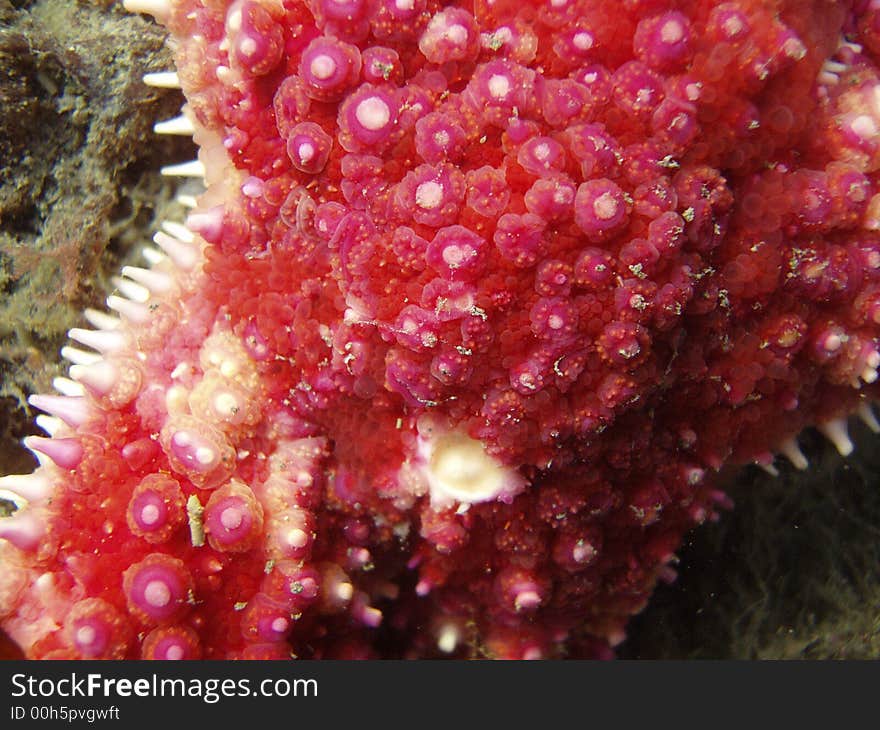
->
[1,0,879,659]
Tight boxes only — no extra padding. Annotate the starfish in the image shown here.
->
[1,0,880,659]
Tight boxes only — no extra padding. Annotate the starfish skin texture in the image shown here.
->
[2,0,880,660]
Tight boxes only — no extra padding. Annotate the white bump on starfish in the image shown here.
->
[335,581,354,603]
[436,623,461,654]
[751,452,779,477]
[34,415,63,437]
[106,295,150,323]
[142,71,180,89]
[153,230,198,270]
[141,247,165,266]
[122,0,170,22]
[347,547,372,570]
[817,69,839,86]
[0,472,52,504]
[513,589,542,612]
[28,395,94,427]
[154,114,195,136]
[111,276,151,303]
[83,309,121,332]
[857,402,880,433]
[779,436,808,470]
[122,266,173,295]
[69,361,119,398]
[416,425,527,506]
[353,598,383,628]
[61,346,102,366]
[160,160,206,178]
[176,193,198,208]
[756,461,780,477]
[0,510,45,552]
[68,327,128,353]
[861,348,880,384]
[52,377,86,398]
[161,219,195,243]
[23,436,83,470]
[818,418,854,457]
[818,59,848,86]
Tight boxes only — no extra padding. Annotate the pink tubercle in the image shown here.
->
[494,212,547,268]
[524,177,576,221]
[633,11,692,70]
[553,529,601,572]
[160,415,235,489]
[262,560,322,612]
[611,61,664,118]
[465,165,510,218]
[530,297,579,341]
[286,121,333,174]
[188,372,259,434]
[227,0,284,77]
[574,178,631,242]
[186,206,225,247]
[203,480,264,552]
[299,36,362,101]
[351,592,383,627]
[273,75,313,139]
[414,111,467,163]
[362,46,403,84]
[240,593,295,644]
[123,554,193,624]
[426,225,486,280]
[466,59,536,125]
[266,509,315,560]
[126,474,185,544]
[394,305,441,352]
[418,7,479,65]
[516,136,567,177]
[338,84,400,152]
[396,163,466,227]
[495,567,548,615]
[65,598,129,659]
[534,259,573,298]
[141,625,201,660]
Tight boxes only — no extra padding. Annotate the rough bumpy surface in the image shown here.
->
[2,0,880,659]
[624,425,880,659]
[0,0,190,477]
